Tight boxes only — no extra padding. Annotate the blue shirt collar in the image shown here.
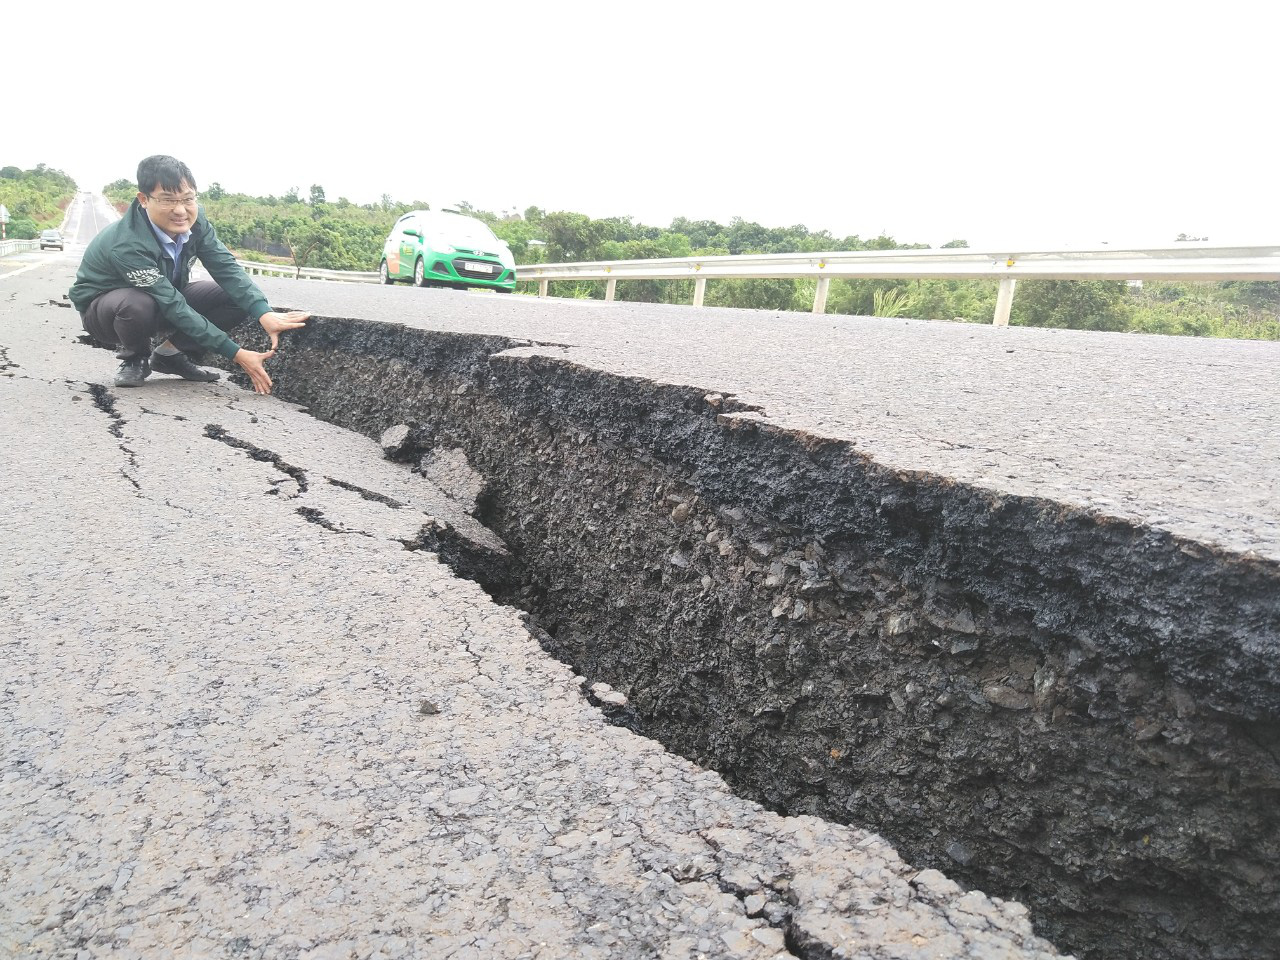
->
[146,216,191,280]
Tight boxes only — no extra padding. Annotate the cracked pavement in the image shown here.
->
[1,268,1068,958]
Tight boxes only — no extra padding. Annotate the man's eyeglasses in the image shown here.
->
[147,194,198,210]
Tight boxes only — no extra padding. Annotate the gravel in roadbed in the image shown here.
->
[1,269,1066,957]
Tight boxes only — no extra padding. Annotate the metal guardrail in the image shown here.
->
[0,240,40,257]
[515,245,1280,325]
[235,245,1280,325]
[236,260,380,283]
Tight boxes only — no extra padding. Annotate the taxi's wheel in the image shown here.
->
[414,258,427,287]
[379,260,393,284]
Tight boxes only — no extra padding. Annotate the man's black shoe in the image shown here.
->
[150,350,220,382]
[114,357,150,388]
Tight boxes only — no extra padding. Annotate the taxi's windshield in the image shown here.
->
[423,214,498,246]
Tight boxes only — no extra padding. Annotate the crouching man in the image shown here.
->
[69,154,307,394]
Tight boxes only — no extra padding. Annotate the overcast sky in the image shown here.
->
[6,1,1275,251]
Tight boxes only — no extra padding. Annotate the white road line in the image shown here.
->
[0,258,66,281]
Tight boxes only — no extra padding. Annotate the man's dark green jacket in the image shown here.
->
[69,199,270,360]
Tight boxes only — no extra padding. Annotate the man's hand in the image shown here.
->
[258,310,309,350]
[234,347,277,395]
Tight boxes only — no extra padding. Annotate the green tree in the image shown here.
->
[492,217,544,262]
[1011,280,1133,331]
[0,165,77,230]
[707,278,800,311]
[7,216,38,239]
[908,279,999,323]
[284,220,342,277]
[542,212,612,262]
[1220,281,1280,310]
[103,179,137,208]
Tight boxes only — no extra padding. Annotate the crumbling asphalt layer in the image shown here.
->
[1,268,1069,958]
[216,279,1280,960]
[251,279,1280,564]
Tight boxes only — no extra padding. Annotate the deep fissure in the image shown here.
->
[212,317,1278,960]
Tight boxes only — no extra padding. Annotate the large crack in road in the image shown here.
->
[7,258,1278,958]
[3,328,1066,959]
[222,312,1280,960]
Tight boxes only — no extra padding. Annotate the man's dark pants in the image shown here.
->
[80,281,243,359]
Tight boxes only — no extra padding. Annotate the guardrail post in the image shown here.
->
[693,277,706,308]
[605,277,617,301]
[538,279,549,298]
[812,277,830,314]
[993,277,1017,326]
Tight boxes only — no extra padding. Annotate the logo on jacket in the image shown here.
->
[126,267,162,287]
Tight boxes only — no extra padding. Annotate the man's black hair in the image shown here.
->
[137,155,197,195]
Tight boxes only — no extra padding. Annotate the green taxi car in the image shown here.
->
[379,210,516,291]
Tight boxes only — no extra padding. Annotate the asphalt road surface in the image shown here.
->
[0,191,117,282]
[0,244,1065,953]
